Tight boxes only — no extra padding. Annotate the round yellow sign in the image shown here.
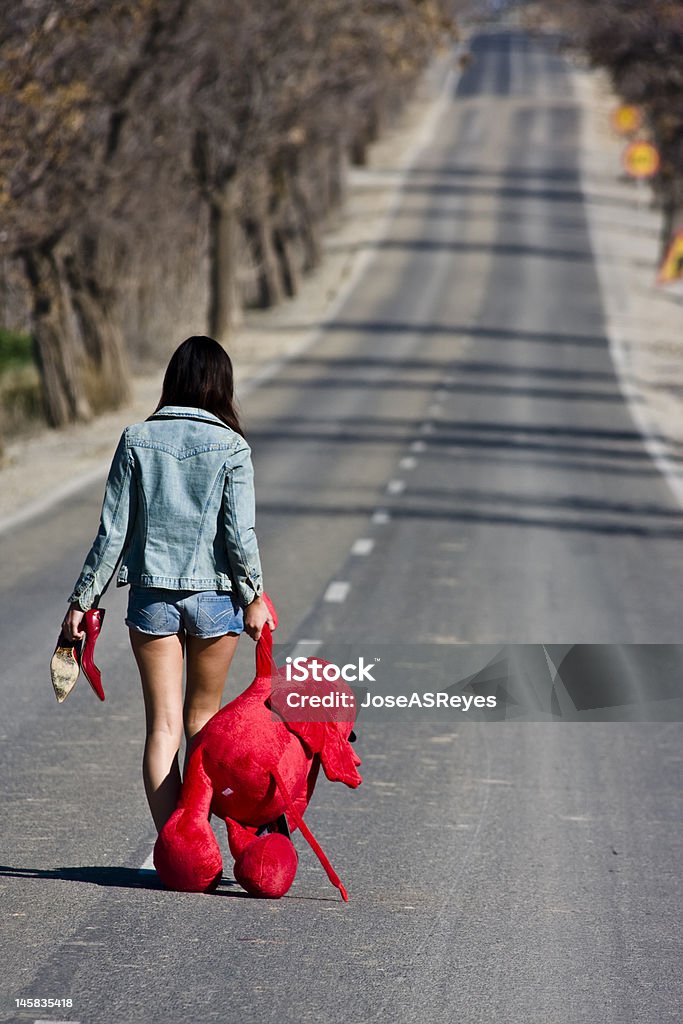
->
[612,105,643,136]
[623,140,660,179]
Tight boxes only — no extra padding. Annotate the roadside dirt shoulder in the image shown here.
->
[575,65,683,503]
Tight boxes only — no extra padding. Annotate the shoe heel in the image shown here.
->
[82,608,106,701]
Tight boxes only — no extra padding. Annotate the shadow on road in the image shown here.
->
[258,501,683,539]
[0,863,168,891]
[327,237,594,263]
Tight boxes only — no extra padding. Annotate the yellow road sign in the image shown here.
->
[658,232,683,284]
[623,140,660,179]
[612,105,643,136]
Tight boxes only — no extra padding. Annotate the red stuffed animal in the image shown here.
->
[154,595,361,901]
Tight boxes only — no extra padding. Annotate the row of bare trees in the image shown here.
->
[0,0,458,427]
[550,0,683,257]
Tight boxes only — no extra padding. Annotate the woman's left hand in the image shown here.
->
[61,603,86,643]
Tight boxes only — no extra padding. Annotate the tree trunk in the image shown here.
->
[207,180,242,341]
[292,180,322,272]
[349,134,369,167]
[273,226,300,298]
[367,99,383,143]
[315,147,333,216]
[243,173,285,309]
[22,248,92,427]
[65,249,131,410]
[243,218,284,308]
[350,101,384,167]
[327,143,347,211]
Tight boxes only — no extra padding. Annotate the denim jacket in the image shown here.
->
[68,405,264,611]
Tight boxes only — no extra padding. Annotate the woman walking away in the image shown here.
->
[60,336,274,831]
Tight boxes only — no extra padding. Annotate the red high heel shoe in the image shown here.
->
[81,608,106,701]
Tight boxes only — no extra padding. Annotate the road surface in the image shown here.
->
[1,25,681,1024]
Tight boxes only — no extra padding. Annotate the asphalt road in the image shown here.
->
[1,26,682,1024]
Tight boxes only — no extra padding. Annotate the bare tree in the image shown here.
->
[1,0,458,426]
[0,1,187,425]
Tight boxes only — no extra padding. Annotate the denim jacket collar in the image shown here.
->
[148,405,231,429]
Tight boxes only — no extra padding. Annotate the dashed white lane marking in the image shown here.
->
[386,479,405,495]
[371,509,391,524]
[474,778,515,786]
[324,581,351,603]
[410,440,427,453]
[290,639,322,658]
[351,537,375,555]
[420,422,435,434]
[399,456,417,470]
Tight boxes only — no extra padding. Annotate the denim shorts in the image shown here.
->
[126,586,244,638]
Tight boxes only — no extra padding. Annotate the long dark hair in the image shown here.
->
[155,336,243,435]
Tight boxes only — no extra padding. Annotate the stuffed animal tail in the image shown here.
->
[272,766,349,902]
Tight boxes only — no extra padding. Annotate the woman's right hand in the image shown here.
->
[61,603,86,643]
[243,595,275,642]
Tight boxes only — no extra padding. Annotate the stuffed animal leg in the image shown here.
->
[153,745,223,893]
[227,818,299,899]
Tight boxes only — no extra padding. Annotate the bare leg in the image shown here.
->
[183,632,240,774]
[129,629,184,832]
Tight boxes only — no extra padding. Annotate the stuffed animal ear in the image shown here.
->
[285,720,362,788]
[318,726,362,788]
